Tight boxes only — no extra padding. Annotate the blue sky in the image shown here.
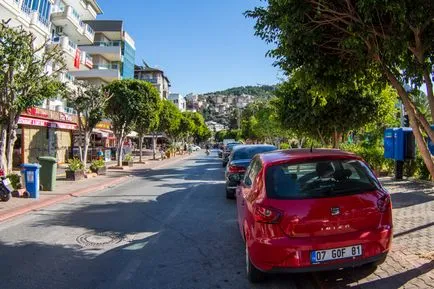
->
[98,0,281,95]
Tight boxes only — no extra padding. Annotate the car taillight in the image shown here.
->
[377,194,391,212]
[228,165,245,173]
[0,169,4,177]
[254,204,282,224]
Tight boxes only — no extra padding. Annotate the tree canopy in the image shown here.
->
[246,0,434,177]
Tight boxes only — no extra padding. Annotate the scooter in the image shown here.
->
[0,170,12,202]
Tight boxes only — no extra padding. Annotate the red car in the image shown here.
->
[236,149,392,282]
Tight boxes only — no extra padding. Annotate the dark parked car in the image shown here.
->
[222,142,241,167]
[225,144,277,199]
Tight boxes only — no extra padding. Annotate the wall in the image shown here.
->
[23,126,72,163]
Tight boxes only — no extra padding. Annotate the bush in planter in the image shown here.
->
[66,158,85,181]
[6,173,21,190]
[122,153,134,167]
[90,159,107,175]
[279,143,290,150]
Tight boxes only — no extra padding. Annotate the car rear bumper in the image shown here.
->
[268,252,387,273]
[248,226,392,272]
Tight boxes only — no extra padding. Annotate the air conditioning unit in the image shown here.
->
[55,26,64,35]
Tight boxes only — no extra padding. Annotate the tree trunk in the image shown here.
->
[6,116,18,173]
[82,130,91,168]
[423,69,434,121]
[138,134,144,163]
[0,125,8,174]
[152,134,157,160]
[116,136,125,167]
[384,68,434,179]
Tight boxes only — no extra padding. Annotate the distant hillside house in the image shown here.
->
[134,62,170,99]
[168,93,186,112]
[206,121,226,132]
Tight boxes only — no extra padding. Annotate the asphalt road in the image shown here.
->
[0,152,373,289]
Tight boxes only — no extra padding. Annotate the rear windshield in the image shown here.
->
[233,146,276,160]
[265,159,380,199]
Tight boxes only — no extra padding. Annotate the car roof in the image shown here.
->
[232,144,276,152]
[259,149,360,165]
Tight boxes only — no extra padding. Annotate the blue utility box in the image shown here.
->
[384,128,395,159]
[384,127,415,161]
[21,163,41,199]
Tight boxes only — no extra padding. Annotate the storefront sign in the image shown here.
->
[18,116,78,130]
[22,107,78,124]
[96,121,111,130]
[26,107,49,118]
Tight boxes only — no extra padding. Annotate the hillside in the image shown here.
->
[203,85,276,98]
[195,85,277,128]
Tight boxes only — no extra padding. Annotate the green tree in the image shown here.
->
[246,0,434,178]
[67,81,112,167]
[133,83,161,163]
[105,79,153,166]
[0,20,66,173]
[158,100,182,143]
[274,74,396,147]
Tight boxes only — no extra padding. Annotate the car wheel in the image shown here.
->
[226,188,235,199]
[222,162,227,167]
[246,243,266,283]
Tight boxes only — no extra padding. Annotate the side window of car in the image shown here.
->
[246,158,261,186]
[244,163,254,186]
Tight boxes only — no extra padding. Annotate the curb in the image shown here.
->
[0,176,130,223]
[0,153,195,223]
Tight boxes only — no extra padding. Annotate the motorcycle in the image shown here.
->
[0,170,12,202]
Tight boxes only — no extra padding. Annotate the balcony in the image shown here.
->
[69,64,121,83]
[51,5,93,44]
[79,41,122,62]
[49,36,93,71]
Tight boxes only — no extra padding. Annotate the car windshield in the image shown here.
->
[226,143,240,151]
[265,159,380,199]
[233,146,276,160]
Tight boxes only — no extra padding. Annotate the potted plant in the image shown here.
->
[122,153,134,167]
[66,158,85,181]
[90,159,107,175]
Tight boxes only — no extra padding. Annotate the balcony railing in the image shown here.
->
[93,63,120,70]
[21,2,31,14]
[93,41,121,47]
[38,13,50,27]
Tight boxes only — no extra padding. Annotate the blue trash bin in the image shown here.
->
[21,163,41,199]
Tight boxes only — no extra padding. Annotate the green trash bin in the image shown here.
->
[37,156,57,191]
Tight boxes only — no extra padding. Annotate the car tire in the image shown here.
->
[226,188,235,199]
[222,162,227,167]
[246,243,266,283]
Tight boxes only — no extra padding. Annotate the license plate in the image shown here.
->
[2,178,11,186]
[311,245,362,263]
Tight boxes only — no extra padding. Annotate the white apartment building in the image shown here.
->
[135,63,170,99]
[168,93,186,112]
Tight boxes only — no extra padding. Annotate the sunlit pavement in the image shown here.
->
[0,152,432,289]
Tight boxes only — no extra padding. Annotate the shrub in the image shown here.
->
[280,143,290,149]
[6,173,21,190]
[124,153,133,162]
[90,159,105,171]
[340,143,394,174]
[67,158,85,172]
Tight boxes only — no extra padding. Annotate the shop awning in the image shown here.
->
[92,128,110,138]
[127,131,138,138]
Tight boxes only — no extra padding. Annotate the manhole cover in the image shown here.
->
[76,231,123,247]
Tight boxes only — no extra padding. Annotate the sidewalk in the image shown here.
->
[0,151,194,223]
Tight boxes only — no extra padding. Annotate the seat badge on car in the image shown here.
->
[331,207,340,216]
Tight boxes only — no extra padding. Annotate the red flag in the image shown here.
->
[74,48,80,68]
